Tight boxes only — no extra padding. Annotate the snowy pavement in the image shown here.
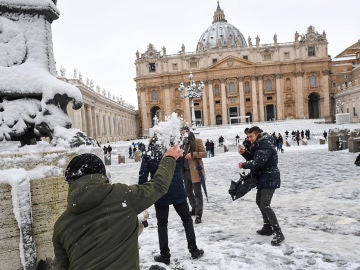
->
[108,140,360,270]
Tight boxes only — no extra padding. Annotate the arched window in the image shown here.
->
[265,79,272,91]
[229,82,236,94]
[214,84,220,96]
[151,90,158,102]
[244,81,250,93]
[309,75,317,88]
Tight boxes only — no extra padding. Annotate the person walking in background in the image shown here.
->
[138,137,204,266]
[323,130,328,141]
[205,139,212,158]
[238,126,285,246]
[129,145,133,159]
[53,148,182,270]
[210,140,215,157]
[181,126,207,224]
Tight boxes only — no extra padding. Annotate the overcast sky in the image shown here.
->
[52,0,360,109]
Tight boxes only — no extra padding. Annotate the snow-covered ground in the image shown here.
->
[107,120,360,270]
[1,119,359,269]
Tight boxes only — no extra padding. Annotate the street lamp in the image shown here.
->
[178,72,205,127]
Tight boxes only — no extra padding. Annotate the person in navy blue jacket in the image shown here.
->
[238,126,285,246]
[138,137,204,265]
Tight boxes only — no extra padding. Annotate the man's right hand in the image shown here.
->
[163,145,183,160]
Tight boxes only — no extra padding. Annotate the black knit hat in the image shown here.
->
[65,153,106,182]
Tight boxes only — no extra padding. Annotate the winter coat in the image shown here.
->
[53,157,176,270]
[241,134,281,189]
[139,152,187,206]
[186,138,207,183]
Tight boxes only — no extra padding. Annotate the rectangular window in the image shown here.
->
[243,55,248,60]
[332,82,336,88]
[245,98,251,102]
[212,58,218,64]
[263,54,272,61]
[215,100,221,104]
[190,61,198,68]
[229,98,236,103]
[194,102,200,106]
[308,46,315,57]
[149,63,156,72]
[172,63,178,70]
[353,107,356,116]
[284,52,290,60]
[267,96,273,100]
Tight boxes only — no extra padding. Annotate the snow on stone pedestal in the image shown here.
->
[0,0,83,144]
[0,144,103,269]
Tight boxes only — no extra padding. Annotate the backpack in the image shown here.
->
[355,154,360,166]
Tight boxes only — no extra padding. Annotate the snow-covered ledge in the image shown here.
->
[0,143,102,269]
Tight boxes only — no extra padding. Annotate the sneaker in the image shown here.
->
[190,248,204,259]
[189,209,195,216]
[194,216,202,224]
[154,254,170,265]
[256,224,273,236]
[271,229,285,246]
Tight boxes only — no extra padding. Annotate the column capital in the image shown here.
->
[276,74,282,79]
[250,76,258,81]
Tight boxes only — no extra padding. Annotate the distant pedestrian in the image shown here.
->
[129,146,133,158]
[205,139,211,158]
[323,130,328,141]
[210,140,215,157]
[235,134,240,145]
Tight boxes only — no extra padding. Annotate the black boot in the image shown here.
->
[271,227,285,246]
[190,248,204,259]
[256,223,273,236]
[154,252,170,265]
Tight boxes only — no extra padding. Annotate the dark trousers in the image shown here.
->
[183,169,203,217]
[155,202,197,255]
[256,189,279,228]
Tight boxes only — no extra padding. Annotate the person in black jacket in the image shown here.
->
[138,137,204,265]
[238,126,285,246]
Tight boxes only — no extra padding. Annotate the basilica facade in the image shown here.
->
[135,2,331,136]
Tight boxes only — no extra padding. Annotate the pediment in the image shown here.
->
[208,56,255,70]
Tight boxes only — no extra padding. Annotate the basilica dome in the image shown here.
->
[196,2,247,52]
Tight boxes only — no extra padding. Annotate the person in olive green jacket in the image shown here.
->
[53,146,182,270]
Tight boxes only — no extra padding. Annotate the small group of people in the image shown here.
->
[52,124,285,269]
[204,139,215,158]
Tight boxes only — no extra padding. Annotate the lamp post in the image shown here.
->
[178,72,205,127]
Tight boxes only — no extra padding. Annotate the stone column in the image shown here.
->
[184,97,191,126]
[322,70,331,119]
[164,87,171,116]
[276,75,283,120]
[258,77,265,121]
[202,82,209,126]
[92,106,97,139]
[238,78,245,117]
[251,76,259,122]
[221,80,228,124]
[295,72,304,118]
[81,106,86,133]
[86,106,93,137]
[140,90,149,135]
[208,82,216,125]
